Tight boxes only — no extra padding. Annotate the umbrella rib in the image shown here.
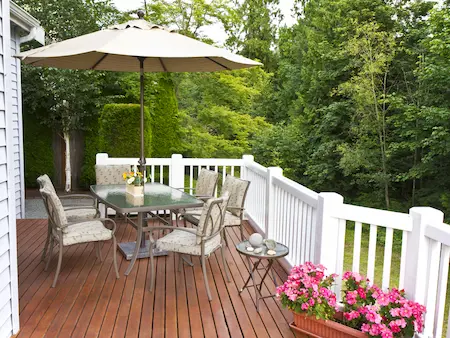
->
[206,57,231,70]
[159,58,167,72]
[91,53,109,70]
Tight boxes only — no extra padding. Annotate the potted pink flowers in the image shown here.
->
[341,272,426,338]
[276,263,426,338]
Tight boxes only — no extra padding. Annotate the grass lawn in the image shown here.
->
[343,224,450,337]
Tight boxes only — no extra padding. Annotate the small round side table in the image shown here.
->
[236,240,289,312]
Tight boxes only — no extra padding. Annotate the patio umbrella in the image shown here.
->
[17,11,261,171]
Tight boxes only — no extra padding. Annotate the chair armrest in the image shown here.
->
[194,195,211,202]
[96,218,117,234]
[148,225,197,235]
[227,206,245,211]
[59,194,96,206]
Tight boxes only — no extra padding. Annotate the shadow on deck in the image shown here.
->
[16,218,294,337]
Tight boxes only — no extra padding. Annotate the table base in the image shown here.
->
[118,240,168,260]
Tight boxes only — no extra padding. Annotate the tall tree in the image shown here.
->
[18,0,120,190]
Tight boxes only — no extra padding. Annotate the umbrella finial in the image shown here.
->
[137,10,145,19]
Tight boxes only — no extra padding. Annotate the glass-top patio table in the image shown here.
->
[90,183,204,275]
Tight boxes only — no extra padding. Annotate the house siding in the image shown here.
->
[10,27,22,219]
[0,0,20,336]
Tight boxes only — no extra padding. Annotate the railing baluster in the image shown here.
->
[435,245,450,338]
[399,230,408,289]
[352,222,362,272]
[367,224,378,283]
[382,227,394,290]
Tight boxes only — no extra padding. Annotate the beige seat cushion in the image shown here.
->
[156,229,221,256]
[65,208,98,223]
[62,220,112,246]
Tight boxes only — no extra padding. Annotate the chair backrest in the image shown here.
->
[195,169,219,196]
[95,165,130,185]
[221,175,250,217]
[40,186,68,230]
[37,174,57,195]
[195,192,230,245]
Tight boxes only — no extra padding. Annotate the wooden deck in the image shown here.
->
[16,218,294,337]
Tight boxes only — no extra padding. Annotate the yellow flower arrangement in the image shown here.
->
[123,171,146,186]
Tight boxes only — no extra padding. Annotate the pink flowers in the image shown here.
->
[342,271,426,338]
[276,262,338,320]
[278,264,426,337]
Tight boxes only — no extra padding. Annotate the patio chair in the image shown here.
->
[37,174,99,261]
[172,168,219,223]
[182,175,250,244]
[149,193,231,301]
[95,164,130,216]
[40,186,119,287]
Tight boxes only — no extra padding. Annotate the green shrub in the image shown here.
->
[23,113,54,187]
[150,74,181,157]
[98,103,152,158]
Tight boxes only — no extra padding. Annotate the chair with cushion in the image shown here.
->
[40,186,119,287]
[148,193,230,301]
[95,164,131,216]
[174,168,219,223]
[182,175,250,244]
[37,174,99,261]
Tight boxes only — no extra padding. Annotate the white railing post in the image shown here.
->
[241,154,254,180]
[314,192,344,275]
[404,207,444,305]
[170,154,184,188]
[265,167,283,239]
[96,153,109,165]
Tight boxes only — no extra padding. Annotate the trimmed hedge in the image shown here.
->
[98,103,152,158]
[23,112,54,187]
[150,74,181,157]
[80,116,100,188]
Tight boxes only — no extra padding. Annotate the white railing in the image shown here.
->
[97,153,450,337]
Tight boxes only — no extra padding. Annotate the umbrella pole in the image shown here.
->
[138,56,146,173]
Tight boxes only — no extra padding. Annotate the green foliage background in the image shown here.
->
[23,113,54,188]
[98,103,152,158]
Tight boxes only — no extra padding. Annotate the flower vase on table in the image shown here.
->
[123,171,146,196]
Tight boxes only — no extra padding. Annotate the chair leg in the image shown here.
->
[113,236,119,279]
[239,223,245,241]
[149,244,155,292]
[45,236,54,271]
[221,245,231,282]
[201,255,212,301]
[52,243,63,288]
[41,221,51,261]
[223,228,229,247]
[96,242,103,261]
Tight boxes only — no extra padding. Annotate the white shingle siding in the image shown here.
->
[10,27,22,219]
[0,0,20,336]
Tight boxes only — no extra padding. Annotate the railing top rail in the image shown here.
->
[272,175,318,208]
[332,204,412,231]
[181,158,243,166]
[245,161,267,176]
[425,221,450,247]
[96,155,171,166]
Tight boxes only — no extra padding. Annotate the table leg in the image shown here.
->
[258,260,275,292]
[125,212,144,276]
[240,259,261,292]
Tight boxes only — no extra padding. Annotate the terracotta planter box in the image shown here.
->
[290,312,367,338]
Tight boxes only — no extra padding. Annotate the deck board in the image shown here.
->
[16,218,294,337]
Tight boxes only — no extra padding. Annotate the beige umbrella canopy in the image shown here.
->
[17,12,262,169]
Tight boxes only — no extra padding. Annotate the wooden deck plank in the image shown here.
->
[49,222,128,337]
[16,219,293,338]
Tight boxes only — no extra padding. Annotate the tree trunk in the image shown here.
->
[64,131,71,192]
